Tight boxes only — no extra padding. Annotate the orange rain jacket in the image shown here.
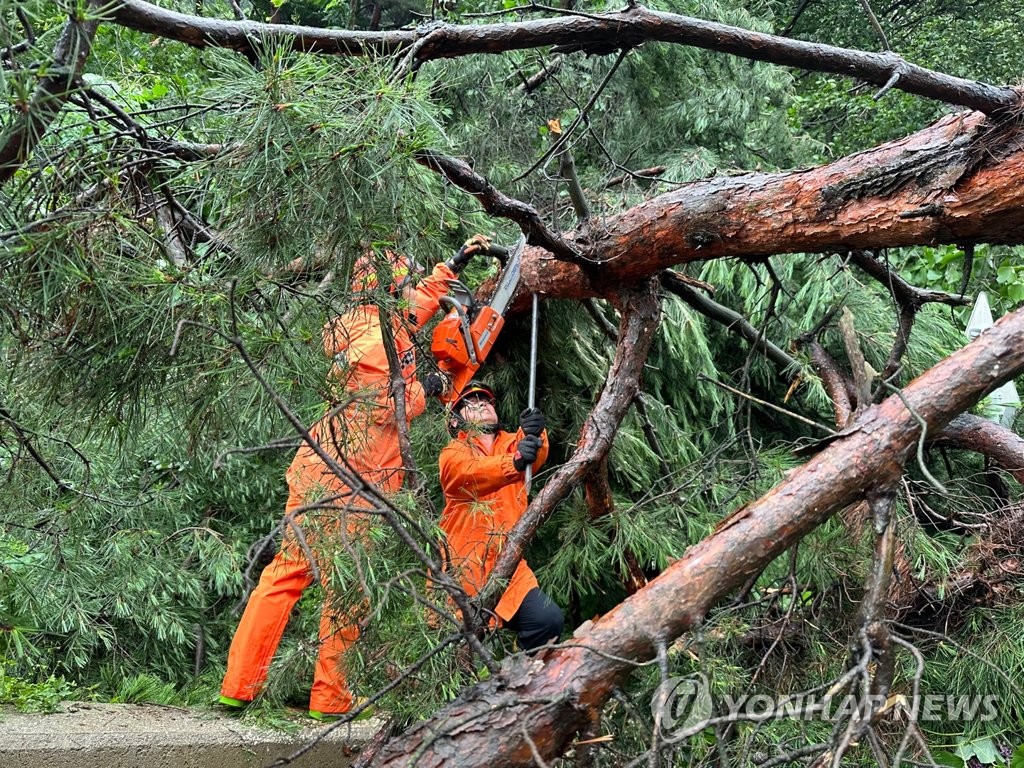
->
[286,262,456,510]
[438,428,549,622]
[221,262,455,714]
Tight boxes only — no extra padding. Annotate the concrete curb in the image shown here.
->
[1,702,380,768]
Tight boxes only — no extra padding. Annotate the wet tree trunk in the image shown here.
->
[510,110,1024,305]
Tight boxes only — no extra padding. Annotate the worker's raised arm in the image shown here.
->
[406,262,456,330]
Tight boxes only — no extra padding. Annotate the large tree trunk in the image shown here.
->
[510,109,1024,304]
[373,304,1024,767]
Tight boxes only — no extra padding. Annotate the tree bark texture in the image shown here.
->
[935,413,1024,484]
[374,305,1024,767]
[107,1,1020,114]
[507,110,1024,307]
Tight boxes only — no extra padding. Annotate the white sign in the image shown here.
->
[966,292,1019,428]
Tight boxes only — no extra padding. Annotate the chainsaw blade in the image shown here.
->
[486,234,526,317]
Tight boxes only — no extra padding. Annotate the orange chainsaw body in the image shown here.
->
[431,305,504,404]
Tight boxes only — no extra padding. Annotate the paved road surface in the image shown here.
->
[1,702,378,768]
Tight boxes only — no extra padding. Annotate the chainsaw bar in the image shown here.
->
[486,234,526,318]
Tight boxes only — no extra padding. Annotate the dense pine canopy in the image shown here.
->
[2,1,1024,765]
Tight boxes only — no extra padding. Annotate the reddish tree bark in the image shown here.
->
[935,413,1024,484]
[374,304,1024,768]
[413,111,1024,312]
[506,110,1024,305]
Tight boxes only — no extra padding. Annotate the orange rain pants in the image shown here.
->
[221,262,454,714]
[438,428,549,623]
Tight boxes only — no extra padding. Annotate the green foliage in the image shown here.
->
[1,0,1023,761]
[0,660,77,714]
[898,243,1024,318]
[105,673,180,705]
[920,605,1024,744]
[780,0,1024,155]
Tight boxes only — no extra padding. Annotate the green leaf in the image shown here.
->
[931,751,965,768]
[1011,745,1024,768]
[956,737,1000,765]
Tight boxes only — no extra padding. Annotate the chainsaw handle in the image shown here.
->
[438,296,478,367]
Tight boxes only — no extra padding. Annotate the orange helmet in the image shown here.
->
[350,248,423,294]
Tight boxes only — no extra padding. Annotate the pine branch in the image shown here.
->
[845,250,971,385]
[414,149,588,265]
[513,47,630,184]
[857,0,891,51]
[0,403,72,491]
[516,55,564,93]
[1,40,32,63]
[375,298,433,515]
[838,308,873,412]
[0,3,101,186]
[660,269,798,378]
[583,458,648,594]
[933,413,1024,484]
[796,336,855,428]
[557,145,591,224]
[584,297,674,485]
[106,1,1021,115]
[604,165,667,189]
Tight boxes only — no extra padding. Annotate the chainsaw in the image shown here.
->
[431,235,527,404]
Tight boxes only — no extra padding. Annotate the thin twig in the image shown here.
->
[512,47,630,183]
[857,0,890,50]
[520,725,552,768]
[876,380,947,493]
[697,374,837,435]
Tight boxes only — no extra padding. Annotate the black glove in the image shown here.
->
[422,371,450,398]
[512,435,542,472]
[445,234,492,273]
[519,407,545,437]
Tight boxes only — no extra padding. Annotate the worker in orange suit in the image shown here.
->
[438,382,563,651]
[221,236,490,720]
